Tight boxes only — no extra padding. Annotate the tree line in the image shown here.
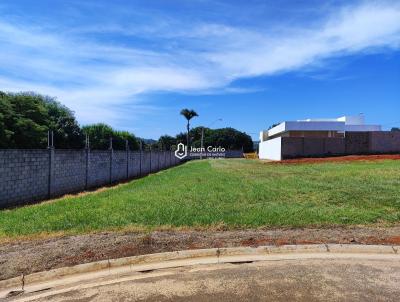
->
[158,127,253,152]
[0,92,253,151]
[0,92,139,150]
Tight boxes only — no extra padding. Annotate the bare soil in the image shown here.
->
[1,226,400,281]
[274,154,400,164]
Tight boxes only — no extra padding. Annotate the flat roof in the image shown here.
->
[267,120,381,137]
[268,121,345,137]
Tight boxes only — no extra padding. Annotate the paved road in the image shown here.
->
[7,257,400,301]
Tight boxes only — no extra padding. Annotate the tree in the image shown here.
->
[207,127,253,152]
[180,108,198,148]
[391,127,400,132]
[82,124,139,150]
[174,127,253,152]
[158,135,176,150]
[0,95,14,148]
[113,130,140,150]
[82,123,114,149]
[43,96,84,149]
[0,92,50,148]
[0,91,142,150]
[0,91,84,148]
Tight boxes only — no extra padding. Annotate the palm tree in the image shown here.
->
[180,108,199,148]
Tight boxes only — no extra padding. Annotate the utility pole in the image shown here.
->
[200,118,222,160]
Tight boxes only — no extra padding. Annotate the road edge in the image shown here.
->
[1,244,399,292]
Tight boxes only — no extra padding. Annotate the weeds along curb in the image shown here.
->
[1,244,399,292]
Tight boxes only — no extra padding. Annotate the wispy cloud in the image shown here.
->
[0,1,400,127]
[206,3,400,77]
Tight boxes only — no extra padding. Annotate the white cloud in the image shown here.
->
[206,3,400,77]
[0,2,400,127]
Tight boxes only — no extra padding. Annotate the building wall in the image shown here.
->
[369,131,400,153]
[259,131,400,160]
[286,131,343,138]
[279,137,303,158]
[0,149,181,209]
[281,137,346,159]
[345,132,370,154]
[325,138,346,154]
[259,137,282,160]
[345,125,382,132]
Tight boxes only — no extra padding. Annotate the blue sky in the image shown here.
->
[0,0,399,140]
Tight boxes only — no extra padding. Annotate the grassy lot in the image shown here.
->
[1,159,400,239]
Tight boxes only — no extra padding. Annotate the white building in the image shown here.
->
[259,114,381,160]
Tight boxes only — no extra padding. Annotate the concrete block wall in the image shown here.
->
[0,149,180,208]
[345,132,370,154]
[88,151,110,188]
[280,138,303,159]
[112,151,128,182]
[150,152,159,173]
[159,151,167,169]
[282,137,348,159]
[52,150,86,196]
[128,151,141,178]
[303,138,325,157]
[0,150,49,207]
[279,131,400,160]
[369,131,400,153]
[166,151,172,167]
[324,138,346,155]
[141,152,151,175]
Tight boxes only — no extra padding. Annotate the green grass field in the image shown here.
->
[1,159,400,239]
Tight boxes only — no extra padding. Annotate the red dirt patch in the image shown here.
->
[362,235,400,245]
[274,154,400,164]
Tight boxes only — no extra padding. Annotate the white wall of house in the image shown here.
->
[259,137,282,160]
[337,115,365,125]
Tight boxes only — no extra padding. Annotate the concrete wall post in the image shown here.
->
[48,147,55,199]
[109,138,113,184]
[126,140,129,179]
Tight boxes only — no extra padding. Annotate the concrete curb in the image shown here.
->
[1,244,399,293]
